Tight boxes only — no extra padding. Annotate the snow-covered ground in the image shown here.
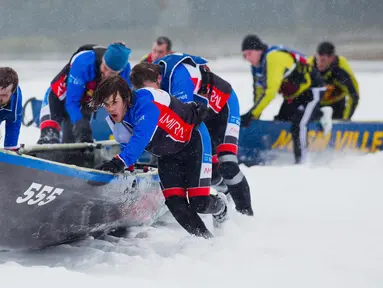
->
[0,58,383,288]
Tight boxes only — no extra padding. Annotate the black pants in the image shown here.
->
[274,87,325,163]
[204,94,253,216]
[39,88,91,143]
[158,126,224,238]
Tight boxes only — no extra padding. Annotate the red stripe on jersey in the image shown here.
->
[290,52,307,64]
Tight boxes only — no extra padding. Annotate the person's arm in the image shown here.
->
[250,51,294,119]
[4,87,22,150]
[65,51,96,124]
[95,90,160,173]
[337,58,359,120]
[117,97,160,167]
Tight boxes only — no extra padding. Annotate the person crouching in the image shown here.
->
[91,69,228,238]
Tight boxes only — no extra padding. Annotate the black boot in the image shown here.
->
[72,118,93,143]
[226,177,254,216]
[37,127,60,144]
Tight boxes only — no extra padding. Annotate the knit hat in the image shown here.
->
[103,43,131,71]
[241,34,265,51]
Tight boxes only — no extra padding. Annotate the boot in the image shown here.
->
[212,192,229,227]
[37,127,60,144]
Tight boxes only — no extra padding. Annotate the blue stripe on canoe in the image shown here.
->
[0,151,115,183]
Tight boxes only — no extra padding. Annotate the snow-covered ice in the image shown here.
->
[0,58,383,288]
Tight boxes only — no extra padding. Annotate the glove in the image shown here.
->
[240,112,254,128]
[94,157,125,174]
[72,118,93,143]
[190,102,210,125]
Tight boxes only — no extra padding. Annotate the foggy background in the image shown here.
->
[0,0,382,60]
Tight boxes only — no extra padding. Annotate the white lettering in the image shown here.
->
[16,182,64,206]
[159,112,188,140]
[210,90,222,110]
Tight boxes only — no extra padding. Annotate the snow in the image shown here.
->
[1,58,383,287]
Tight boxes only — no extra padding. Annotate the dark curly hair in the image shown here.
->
[90,75,132,111]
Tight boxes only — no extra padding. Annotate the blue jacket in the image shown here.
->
[66,50,132,124]
[106,87,201,167]
[154,53,208,104]
[154,53,233,114]
[0,86,22,149]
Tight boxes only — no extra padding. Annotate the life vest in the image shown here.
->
[156,53,232,113]
[50,44,106,103]
[260,45,312,98]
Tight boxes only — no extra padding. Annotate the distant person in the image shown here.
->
[140,36,173,63]
[0,67,22,151]
[240,34,332,164]
[308,41,359,120]
[37,42,132,144]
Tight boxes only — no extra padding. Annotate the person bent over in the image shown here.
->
[308,41,359,120]
[91,68,228,238]
[38,42,132,144]
[154,53,254,216]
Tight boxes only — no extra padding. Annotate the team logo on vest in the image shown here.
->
[208,87,224,113]
[155,102,194,142]
[51,75,67,98]
[191,78,231,114]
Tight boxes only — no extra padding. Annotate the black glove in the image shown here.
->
[94,157,125,174]
[240,112,254,128]
[72,118,93,143]
[190,102,210,125]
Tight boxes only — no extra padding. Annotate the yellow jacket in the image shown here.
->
[307,55,359,119]
[250,47,313,119]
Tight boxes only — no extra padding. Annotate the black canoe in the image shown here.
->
[0,150,166,250]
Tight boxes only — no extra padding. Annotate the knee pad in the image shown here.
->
[189,195,223,215]
[219,160,245,186]
[189,196,211,212]
[219,160,240,180]
[165,196,189,216]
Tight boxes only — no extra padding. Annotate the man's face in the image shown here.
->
[242,49,262,66]
[104,92,127,123]
[151,42,169,62]
[100,59,122,81]
[0,84,14,107]
[315,54,335,72]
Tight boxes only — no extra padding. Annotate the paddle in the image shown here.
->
[18,140,119,154]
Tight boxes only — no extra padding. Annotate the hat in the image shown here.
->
[103,43,131,71]
[317,41,336,55]
[241,34,265,51]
